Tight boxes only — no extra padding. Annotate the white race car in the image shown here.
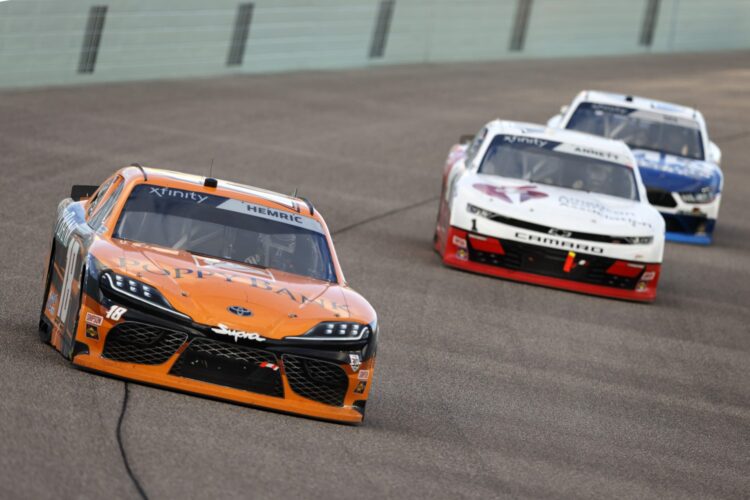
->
[548,91,723,245]
[434,120,665,302]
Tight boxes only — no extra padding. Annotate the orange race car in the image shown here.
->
[39,165,377,423]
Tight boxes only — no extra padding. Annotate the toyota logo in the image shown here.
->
[228,305,253,317]
[548,228,573,238]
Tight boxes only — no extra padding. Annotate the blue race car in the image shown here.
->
[548,91,723,245]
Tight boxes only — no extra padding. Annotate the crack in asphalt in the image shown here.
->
[332,195,439,236]
[117,383,149,500]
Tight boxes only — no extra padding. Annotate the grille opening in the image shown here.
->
[647,189,677,208]
[468,238,642,290]
[283,354,348,407]
[663,213,708,234]
[170,337,283,397]
[103,322,187,365]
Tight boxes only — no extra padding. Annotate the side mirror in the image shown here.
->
[708,141,722,165]
[459,134,474,145]
[70,185,99,201]
[546,115,562,129]
[546,105,568,129]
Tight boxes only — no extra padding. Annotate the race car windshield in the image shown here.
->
[113,185,337,283]
[478,136,639,200]
[566,102,704,160]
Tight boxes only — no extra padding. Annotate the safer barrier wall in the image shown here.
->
[0,0,748,89]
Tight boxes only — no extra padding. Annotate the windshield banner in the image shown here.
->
[216,199,324,234]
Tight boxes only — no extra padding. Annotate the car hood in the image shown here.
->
[632,149,722,193]
[90,238,375,340]
[457,174,662,235]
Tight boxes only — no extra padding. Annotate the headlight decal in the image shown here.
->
[288,322,371,342]
[679,188,717,204]
[101,271,191,321]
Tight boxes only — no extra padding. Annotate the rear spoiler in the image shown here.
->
[70,185,99,201]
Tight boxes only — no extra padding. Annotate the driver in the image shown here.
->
[572,164,609,194]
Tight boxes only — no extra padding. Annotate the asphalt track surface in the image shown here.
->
[1,51,749,500]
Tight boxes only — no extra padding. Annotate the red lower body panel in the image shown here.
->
[438,226,661,303]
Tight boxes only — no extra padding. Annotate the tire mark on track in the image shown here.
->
[117,383,149,500]
[333,195,439,236]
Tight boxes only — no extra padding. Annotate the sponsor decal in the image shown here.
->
[115,258,350,315]
[558,195,652,229]
[148,187,208,204]
[46,292,58,315]
[259,362,279,371]
[85,325,99,340]
[636,282,648,292]
[85,312,103,326]
[456,248,468,261]
[354,381,367,394]
[211,323,266,342]
[589,102,633,115]
[473,184,548,204]
[54,210,80,248]
[227,305,252,317]
[105,306,127,321]
[357,370,370,381]
[452,235,467,249]
[349,354,362,372]
[516,231,605,254]
[641,271,656,281]
[633,151,717,179]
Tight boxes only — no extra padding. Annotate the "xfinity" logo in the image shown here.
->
[502,135,548,148]
[149,187,208,203]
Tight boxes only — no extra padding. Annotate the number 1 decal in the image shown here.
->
[106,306,128,321]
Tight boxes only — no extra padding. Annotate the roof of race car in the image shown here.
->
[576,90,701,120]
[484,119,635,164]
[119,165,317,218]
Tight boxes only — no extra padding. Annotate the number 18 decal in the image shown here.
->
[106,306,128,321]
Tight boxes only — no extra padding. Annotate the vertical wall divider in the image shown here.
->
[639,0,661,47]
[227,3,255,66]
[369,0,395,59]
[509,0,533,52]
[78,5,108,74]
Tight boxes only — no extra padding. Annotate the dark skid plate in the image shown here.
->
[170,340,284,398]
